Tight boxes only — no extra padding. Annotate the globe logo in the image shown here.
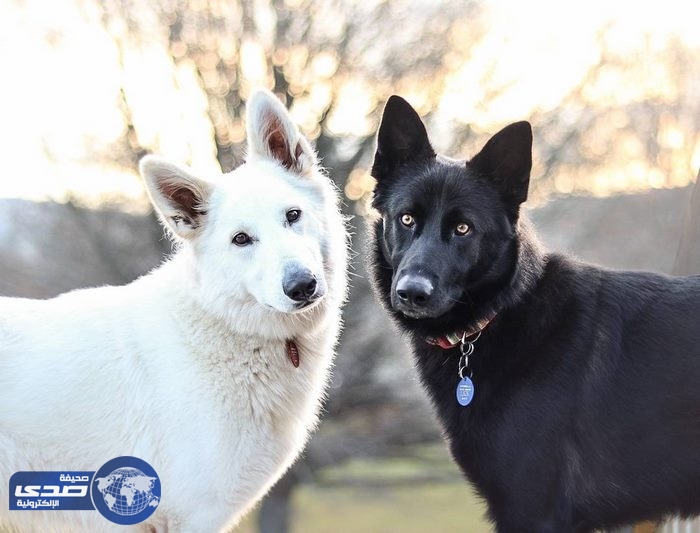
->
[95,467,159,515]
[91,457,161,525]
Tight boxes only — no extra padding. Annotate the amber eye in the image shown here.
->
[232,232,251,246]
[400,214,415,227]
[286,209,301,223]
[455,222,471,236]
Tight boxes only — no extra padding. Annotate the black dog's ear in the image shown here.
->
[470,121,532,206]
[372,96,435,181]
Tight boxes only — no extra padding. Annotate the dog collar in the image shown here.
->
[425,310,497,349]
[286,340,300,367]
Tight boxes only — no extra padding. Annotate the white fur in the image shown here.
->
[0,89,348,532]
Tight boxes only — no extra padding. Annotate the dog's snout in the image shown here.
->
[283,270,318,302]
[396,275,434,308]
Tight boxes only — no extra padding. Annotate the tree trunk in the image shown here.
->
[672,169,700,275]
[257,469,298,533]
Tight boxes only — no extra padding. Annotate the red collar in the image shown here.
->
[425,311,497,349]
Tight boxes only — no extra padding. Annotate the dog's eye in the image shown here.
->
[400,214,415,227]
[455,222,471,236]
[286,209,301,224]
[232,232,251,246]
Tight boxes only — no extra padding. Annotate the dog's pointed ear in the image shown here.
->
[470,121,532,206]
[372,95,435,181]
[246,88,317,176]
[140,156,212,240]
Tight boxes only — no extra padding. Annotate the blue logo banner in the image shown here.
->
[10,471,95,511]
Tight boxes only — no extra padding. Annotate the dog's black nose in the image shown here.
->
[284,272,317,302]
[395,275,433,307]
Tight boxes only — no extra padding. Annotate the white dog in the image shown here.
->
[0,89,348,532]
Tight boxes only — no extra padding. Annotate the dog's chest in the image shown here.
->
[415,340,573,500]
[164,334,332,508]
[190,333,331,443]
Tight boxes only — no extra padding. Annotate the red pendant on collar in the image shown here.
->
[425,311,497,349]
[287,340,300,368]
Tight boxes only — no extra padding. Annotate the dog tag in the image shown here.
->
[456,377,474,406]
[286,340,300,368]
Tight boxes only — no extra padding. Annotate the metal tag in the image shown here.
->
[456,376,475,406]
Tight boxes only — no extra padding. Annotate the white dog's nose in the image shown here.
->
[283,270,318,302]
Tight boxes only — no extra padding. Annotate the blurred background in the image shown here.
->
[1,0,699,531]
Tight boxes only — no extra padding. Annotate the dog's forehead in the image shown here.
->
[209,161,319,223]
[389,158,492,211]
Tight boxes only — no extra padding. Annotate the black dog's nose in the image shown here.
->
[396,275,433,307]
[284,272,317,302]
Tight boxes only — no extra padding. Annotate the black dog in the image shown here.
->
[368,95,700,532]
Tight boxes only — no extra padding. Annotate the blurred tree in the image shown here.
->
[96,0,481,176]
[527,38,700,202]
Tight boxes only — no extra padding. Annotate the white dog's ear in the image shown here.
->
[139,156,212,240]
[245,88,317,176]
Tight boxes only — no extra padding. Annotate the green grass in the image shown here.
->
[290,481,491,533]
[235,445,492,532]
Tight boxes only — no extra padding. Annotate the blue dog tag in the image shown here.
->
[456,377,474,406]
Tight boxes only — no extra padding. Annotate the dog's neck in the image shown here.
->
[489,215,546,315]
[425,309,497,349]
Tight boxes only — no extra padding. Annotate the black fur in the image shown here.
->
[367,95,700,532]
